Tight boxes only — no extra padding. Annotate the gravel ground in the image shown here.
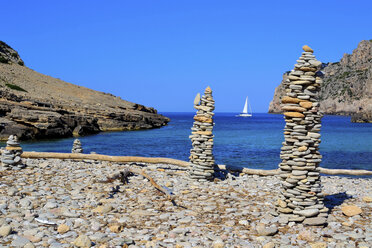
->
[0,159,371,248]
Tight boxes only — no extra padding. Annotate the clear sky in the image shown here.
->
[2,0,371,112]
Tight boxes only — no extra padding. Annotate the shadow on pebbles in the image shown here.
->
[0,159,371,247]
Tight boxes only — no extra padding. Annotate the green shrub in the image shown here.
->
[0,56,9,64]
[5,83,27,92]
[18,61,24,66]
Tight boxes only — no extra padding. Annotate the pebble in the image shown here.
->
[0,225,12,236]
[73,234,92,247]
[341,205,362,216]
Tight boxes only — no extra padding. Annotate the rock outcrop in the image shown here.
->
[269,40,372,123]
[0,41,169,140]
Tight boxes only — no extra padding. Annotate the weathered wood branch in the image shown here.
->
[217,165,279,176]
[20,152,372,176]
[130,168,173,200]
[21,152,189,167]
[318,167,372,176]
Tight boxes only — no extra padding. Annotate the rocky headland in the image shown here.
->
[269,40,372,123]
[0,41,169,140]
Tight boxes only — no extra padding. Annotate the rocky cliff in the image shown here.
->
[0,41,169,140]
[269,40,372,123]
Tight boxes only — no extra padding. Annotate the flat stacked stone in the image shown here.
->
[276,45,328,225]
[189,86,216,181]
[71,139,83,153]
[1,135,25,169]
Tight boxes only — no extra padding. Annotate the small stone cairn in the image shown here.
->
[188,86,216,181]
[276,45,328,225]
[71,139,83,153]
[1,135,25,169]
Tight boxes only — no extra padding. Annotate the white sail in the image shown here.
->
[242,97,248,114]
[237,96,252,117]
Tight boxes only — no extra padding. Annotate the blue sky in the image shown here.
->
[2,0,371,112]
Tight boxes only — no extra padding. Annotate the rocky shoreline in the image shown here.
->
[0,159,371,247]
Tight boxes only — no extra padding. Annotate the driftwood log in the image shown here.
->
[21,152,372,176]
[22,152,189,167]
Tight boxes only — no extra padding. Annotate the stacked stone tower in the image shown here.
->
[189,86,216,181]
[1,135,25,169]
[276,45,328,225]
[71,139,83,153]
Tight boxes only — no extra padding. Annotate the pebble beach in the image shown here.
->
[0,159,371,248]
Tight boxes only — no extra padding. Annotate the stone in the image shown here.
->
[277,199,287,208]
[263,242,276,248]
[310,242,327,248]
[298,146,308,152]
[293,209,319,217]
[303,217,327,226]
[299,101,313,109]
[193,116,213,123]
[341,205,362,216]
[24,244,36,248]
[93,205,112,214]
[302,45,314,53]
[281,96,300,104]
[298,230,315,242]
[281,106,307,112]
[0,225,12,236]
[57,224,70,234]
[212,239,224,248]
[362,196,372,203]
[256,224,278,236]
[73,234,92,247]
[194,93,201,105]
[284,112,305,118]
[205,86,212,93]
[11,236,31,247]
[109,224,123,233]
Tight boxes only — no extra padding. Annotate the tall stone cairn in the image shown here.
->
[71,139,83,153]
[1,135,25,169]
[188,86,216,181]
[276,45,328,226]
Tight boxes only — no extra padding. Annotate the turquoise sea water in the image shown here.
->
[4,113,372,171]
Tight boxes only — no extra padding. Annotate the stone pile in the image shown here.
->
[71,139,83,153]
[188,86,216,180]
[276,45,328,225]
[1,135,25,169]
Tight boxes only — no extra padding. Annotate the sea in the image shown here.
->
[5,113,372,172]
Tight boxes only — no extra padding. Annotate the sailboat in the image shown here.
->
[237,96,252,117]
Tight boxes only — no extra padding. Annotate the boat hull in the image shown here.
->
[236,114,252,117]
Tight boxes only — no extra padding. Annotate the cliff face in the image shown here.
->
[269,40,372,123]
[0,41,169,140]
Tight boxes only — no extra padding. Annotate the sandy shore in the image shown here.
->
[0,159,371,247]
